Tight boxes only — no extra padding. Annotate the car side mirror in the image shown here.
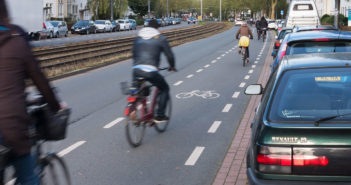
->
[245,84,263,95]
[271,51,277,57]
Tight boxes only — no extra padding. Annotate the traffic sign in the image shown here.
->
[281,10,284,15]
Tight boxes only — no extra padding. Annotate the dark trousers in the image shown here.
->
[133,69,169,116]
[0,153,39,185]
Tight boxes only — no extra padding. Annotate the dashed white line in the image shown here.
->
[217,57,221,60]
[249,69,254,74]
[204,64,210,68]
[252,65,256,68]
[256,58,260,60]
[208,121,222,133]
[226,51,229,54]
[211,60,217,64]
[174,81,183,86]
[185,146,205,166]
[57,141,86,157]
[221,54,225,57]
[244,75,250,80]
[187,74,194,78]
[258,55,262,57]
[222,104,233,112]
[104,117,124,129]
[196,69,203,73]
[232,91,240,98]
[255,61,258,64]
[239,82,246,88]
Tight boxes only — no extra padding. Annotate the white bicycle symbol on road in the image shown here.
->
[176,90,220,99]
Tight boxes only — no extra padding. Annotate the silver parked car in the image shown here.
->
[94,20,113,33]
[48,21,68,38]
[118,19,130,31]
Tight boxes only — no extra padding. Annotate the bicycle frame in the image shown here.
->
[125,87,160,125]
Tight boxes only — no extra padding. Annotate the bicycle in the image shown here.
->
[121,68,172,147]
[261,28,267,42]
[2,94,71,185]
[176,90,220,99]
[241,47,248,67]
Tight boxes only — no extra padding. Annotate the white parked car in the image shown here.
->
[118,19,130,31]
[48,21,68,37]
[94,20,113,33]
[268,20,278,30]
[286,0,320,27]
[235,19,245,26]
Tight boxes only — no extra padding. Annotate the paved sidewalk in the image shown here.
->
[212,37,274,185]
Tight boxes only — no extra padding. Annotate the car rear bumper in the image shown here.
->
[247,168,351,185]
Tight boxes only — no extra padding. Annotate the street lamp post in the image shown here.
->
[148,0,151,18]
[110,0,113,20]
[220,0,222,21]
[167,0,169,17]
[201,0,203,21]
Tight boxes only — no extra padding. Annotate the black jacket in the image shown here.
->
[259,19,268,29]
[132,27,175,69]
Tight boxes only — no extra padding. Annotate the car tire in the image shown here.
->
[49,32,53,39]
[56,32,59,38]
[86,30,89,35]
[94,29,97,34]
[65,31,68,37]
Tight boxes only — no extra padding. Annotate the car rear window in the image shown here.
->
[278,30,292,40]
[288,41,351,54]
[50,21,59,27]
[293,4,313,11]
[269,68,351,122]
[118,21,125,23]
[95,21,105,24]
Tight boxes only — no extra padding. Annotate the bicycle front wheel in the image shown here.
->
[40,153,71,185]
[154,96,172,133]
[125,101,146,147]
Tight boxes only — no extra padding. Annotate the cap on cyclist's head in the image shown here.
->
[148,19,159,29]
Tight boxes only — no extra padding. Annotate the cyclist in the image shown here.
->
[255,19,261,36]
[0,1,65,184]
[258,16,268,40]
[132,19,176,123]
[236,22,254,63]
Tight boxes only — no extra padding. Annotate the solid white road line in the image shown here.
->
[222,104,233,112]
[249,69,254,74]
[252,65,256,68]
[174,81,183,86]
[208,121,222,133]
[104,117,124,129]
[245,75,250,80]
[187,74,194,78]
[239,82,246,88]
[232,91,240,98]
[57,141,86,157]
[196,69,203,73]
[185,147,205,166]
[204,64,210,68]
[211,60,217,64]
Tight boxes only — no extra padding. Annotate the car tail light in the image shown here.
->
[314,39,330,41]
[275,41,281,47]
[257,145,329,174]
[43,22,46,29]
[257,146,292,174]
[293,155,329,166]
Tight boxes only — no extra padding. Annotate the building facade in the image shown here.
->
[43,0,92,21]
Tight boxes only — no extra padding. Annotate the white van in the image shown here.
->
[286,0,320,28]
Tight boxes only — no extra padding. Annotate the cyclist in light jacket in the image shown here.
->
[132,19,176,123]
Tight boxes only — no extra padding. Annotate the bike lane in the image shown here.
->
[212,34,274,185]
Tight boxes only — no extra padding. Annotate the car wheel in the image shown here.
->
[94,29,97,34]
[49,32,53,39]
[56,32,59,38]
[104,29,106,33]
[65,31,68,37]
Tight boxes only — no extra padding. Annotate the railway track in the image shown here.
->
[33,23,227,79]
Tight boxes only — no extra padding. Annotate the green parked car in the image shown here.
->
[245,53,351,185]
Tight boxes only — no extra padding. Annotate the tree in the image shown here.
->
[88,0,128,20]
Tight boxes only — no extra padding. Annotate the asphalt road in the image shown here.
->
[18,25,271,185]
[31,22,194,48]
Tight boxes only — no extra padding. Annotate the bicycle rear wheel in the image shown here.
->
[154,96,172,133]
[40,153,71,185]
[125,101,146,147]
[242,48,246,67]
